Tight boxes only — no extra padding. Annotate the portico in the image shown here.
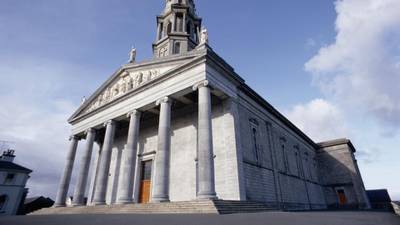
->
[54,79,224,207]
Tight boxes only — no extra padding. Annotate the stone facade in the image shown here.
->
[55,0,370,211]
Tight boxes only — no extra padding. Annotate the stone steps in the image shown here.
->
[392,202,400,216]
[31,200,276,215]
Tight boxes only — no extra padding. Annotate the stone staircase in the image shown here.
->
[31,200,276,215]
[392,201,400,216]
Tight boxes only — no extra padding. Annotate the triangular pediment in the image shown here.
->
[69,53,204,122]
[85,68,161,112]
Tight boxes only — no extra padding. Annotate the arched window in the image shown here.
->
[0,195,7,210]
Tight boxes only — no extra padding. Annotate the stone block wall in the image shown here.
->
[243,163,277,205]
[236,94,327,210]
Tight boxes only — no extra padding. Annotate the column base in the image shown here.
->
[115,199,134,205]
[151,197,170,203]
[197,192,218,200]
[92,201,107,206]
[53,203,66,208]
[72,203,85,207]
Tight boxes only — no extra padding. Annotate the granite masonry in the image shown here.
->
[53,0,371,211]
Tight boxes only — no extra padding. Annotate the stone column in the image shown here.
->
[87,144,102,205]
[72,128,96,206]
[117,110,141,204]
[54,136,80,207]
[193,80,217,199]
[92,120,116,205]
[152,97,172,202]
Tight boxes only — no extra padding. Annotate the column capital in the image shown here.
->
[69,135,81,141]
[156,96,172,106]
[103,120,116,127]
[84,128,96,135]
[192,80,210,91]
[127,110,141,118]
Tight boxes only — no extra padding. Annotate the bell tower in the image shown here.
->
[153,0,202,58]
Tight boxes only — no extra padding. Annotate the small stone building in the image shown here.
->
[0,150,32,215]
[54,0,370,210]
[366,189,393,211]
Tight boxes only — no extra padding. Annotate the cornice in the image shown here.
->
[68,52,206,124]
[68,45,321,151]
[68,52,204,123]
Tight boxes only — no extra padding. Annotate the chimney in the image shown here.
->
[0,149,16,162]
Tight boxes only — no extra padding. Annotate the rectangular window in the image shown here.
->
[249,119,260,164]
[295,151,302,177]
[5,173,15,184]
[252,127,259,163]
[173,42,181,54]
[282,145,289,173]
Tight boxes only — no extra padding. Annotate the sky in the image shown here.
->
[0,0,399,201]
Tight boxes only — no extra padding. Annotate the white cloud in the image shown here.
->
[298,0,400,199]
[0,56,99,198]
[306,38,317,48]
[285,99,348,142]
[305,0,400,134]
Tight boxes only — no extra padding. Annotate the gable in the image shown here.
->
[84,68,162,114]
[69,53,204,122]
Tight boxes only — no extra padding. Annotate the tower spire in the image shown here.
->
[153,0,202,58]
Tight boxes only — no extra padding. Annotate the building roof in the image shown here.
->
[317,138,356,152]
[366,189,392,203]
[0,161,32,173]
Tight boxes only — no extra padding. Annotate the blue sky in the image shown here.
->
[0,0,399,200]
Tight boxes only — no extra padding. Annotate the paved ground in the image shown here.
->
[1,211,399,225]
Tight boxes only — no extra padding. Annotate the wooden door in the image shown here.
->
[337,190,347,205]
[139,161,152,204]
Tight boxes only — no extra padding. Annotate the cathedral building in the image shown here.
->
[54,0,370,211]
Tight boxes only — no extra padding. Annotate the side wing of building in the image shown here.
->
[317,139,371,209]
[205,49,369,210]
